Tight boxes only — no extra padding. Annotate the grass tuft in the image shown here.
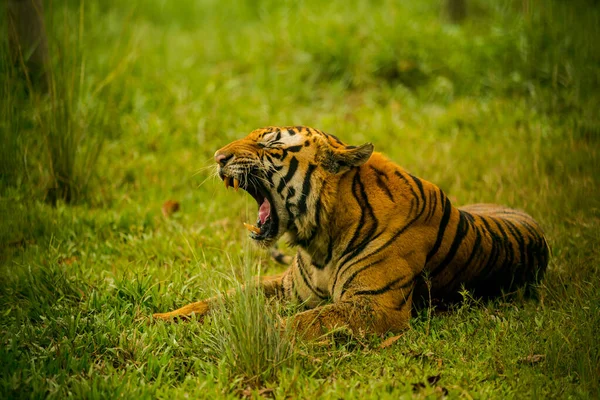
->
[199,263,295,387]
[1,0,135,205]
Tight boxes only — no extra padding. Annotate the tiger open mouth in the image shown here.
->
[220,173,279,241]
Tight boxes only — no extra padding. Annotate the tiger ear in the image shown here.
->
[322,143,374,174]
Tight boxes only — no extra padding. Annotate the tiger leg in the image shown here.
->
[152,272,287,321]
[270,246,293,265]
[290,281,415,340]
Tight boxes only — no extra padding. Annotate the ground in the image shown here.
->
[1,0,599,398]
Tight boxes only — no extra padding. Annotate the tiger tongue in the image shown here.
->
[258,198,271,224]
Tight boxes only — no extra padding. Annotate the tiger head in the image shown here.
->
[214,126,373,247]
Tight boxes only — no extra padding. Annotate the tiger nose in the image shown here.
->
[214,151,233,167]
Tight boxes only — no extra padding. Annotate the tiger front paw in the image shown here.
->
[152,300,211,322]
[152,311,188,321]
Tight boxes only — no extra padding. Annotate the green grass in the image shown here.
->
[1,0,599,398]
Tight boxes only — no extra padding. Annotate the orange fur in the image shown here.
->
[154,126,549,339]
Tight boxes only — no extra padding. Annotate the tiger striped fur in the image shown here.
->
[153,126,549,339]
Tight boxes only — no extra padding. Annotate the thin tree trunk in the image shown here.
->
[7,0,50,91]
[444,0,467,23]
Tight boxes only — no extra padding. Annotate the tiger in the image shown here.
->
[153,126,550,339]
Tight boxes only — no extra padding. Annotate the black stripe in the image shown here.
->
[461,210,475,223]
[407,173,426,209]
[353,275,413,297]
[501,218,523,260]
[476,216,503,279]
[426,189,438,222]
[338,179,430,274]
[297,164,317,215]
[503,218,527,263]
[296,254,327,299]
[430,210,470,278]
[337,258,386,298]
[463,223,482,268]
[394,171,420,212]
[310,182,328,241]
[286,187,296,200]
[337,230,383,273]
[277,156,299,194]
[444,222,482,292]
[491,217,515,271]
[324,239,334,266]
[272,252,290,265]
[326,133,345,146]
[497,213,546,263]
[343,172,376,255]
[280,148,289,161]
[519,219,543,244]
[334,172,377,289]
[338,172,381,278]
[370,166,394,202]
[286,144,303,153]
[298,183,328,250]
[338,173,364,254]
[426,193,452,263]
[264,154,276,165]
[288,128,296,136]
[501,218,529,282]
[517,220,547,269]
[335,170,430,277]
[526,226,546,266]
[295,180,326,247]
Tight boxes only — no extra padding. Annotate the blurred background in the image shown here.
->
[0,0,599,397]
[2,0,598,207]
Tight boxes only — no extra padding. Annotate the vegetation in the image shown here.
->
[1,0,598,398]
